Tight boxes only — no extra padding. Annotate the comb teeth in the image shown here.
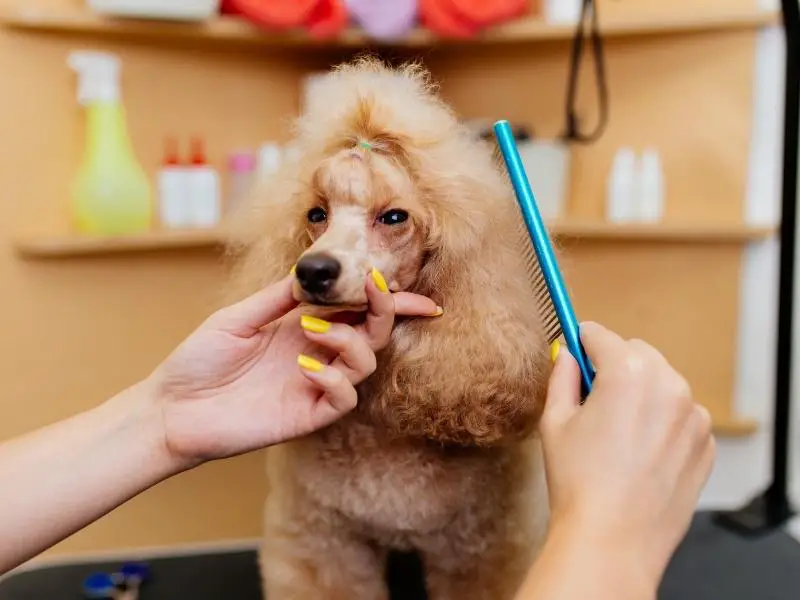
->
[513,216,563,345]
[494,144,564,345]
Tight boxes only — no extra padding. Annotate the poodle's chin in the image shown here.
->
[291,284,363,308]
[300,305,369,327]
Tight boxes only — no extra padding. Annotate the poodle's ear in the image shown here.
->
[364,174,553,447]
[221,158,310,304]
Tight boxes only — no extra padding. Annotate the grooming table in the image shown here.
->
[2,513,800,599]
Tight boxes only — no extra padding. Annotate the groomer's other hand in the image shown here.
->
[540,323,715,586]
[145,270,439,467]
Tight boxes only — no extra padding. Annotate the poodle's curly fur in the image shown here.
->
[223,57,553,600]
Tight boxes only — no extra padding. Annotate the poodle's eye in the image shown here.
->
[378,209,409,226]
[307,207,327,224]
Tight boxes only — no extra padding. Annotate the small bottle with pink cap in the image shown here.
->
[226,150,257,215]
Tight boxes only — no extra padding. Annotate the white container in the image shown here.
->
[187,166,221,227]
[516,138,571,221]
[157,139,190,229]
[258,142,283,177]
[158,166,190,228]
[87,0,220,21]
[184,138,220,227]
[637,148,665,222]
[543,0,581,24]
[606,147,637,222]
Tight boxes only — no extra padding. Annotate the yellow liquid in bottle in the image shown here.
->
[71,101,152,235]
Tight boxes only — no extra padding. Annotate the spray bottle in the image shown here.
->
[67,51,152,235]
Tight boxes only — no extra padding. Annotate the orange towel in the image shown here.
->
[444,0,528,26]
[225,0,320,28]
[306,0,348,39]
[419,0,480,38]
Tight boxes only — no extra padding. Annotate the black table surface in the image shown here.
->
[2,512,800,599]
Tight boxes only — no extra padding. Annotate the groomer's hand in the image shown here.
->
[145,270,439,467]
[540,323,715,588]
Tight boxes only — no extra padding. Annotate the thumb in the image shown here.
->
[540,341,582,438]
[205,275,299,336]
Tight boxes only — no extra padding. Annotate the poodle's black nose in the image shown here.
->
[295,253,342,296]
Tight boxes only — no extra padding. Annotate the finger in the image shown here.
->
[540,341,582,438]
[392,292,442,318]
[692,404,714,452]
[579,321,630,370]
[686,433,716,503]
[297,354,359,413]
[362,268,397,351]
[206,275,298,337]
[700,434,717,483]
[300,316,376,383]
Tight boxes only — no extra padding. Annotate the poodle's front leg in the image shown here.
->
[422,539,534,600]
[259,497,388,600]
[418,499,542,600]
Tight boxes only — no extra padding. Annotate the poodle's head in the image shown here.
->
[227,57,512,311]
[290,136,427,308]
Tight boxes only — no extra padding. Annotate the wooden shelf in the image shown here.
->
[12,228,225,258]
[549,221,777,243]
[0,6,779,49]
[711,415,759,437]
[12,221,775,258]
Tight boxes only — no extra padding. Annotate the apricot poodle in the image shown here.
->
[224,57,554,600]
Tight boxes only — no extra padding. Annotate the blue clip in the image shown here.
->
[120,562,150,585]
[82,572,117,599]
[82,562,150,599]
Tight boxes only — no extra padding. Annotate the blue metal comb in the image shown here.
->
[493,119,596,399]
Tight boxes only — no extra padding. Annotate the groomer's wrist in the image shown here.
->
[102,378,193,483]
[545,511,659,599]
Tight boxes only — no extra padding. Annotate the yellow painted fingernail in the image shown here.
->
[290,264,296,275]
[550,340,560,363]
[298,354,324,373]
[301,315,331,334]
[432,306,444,317]
[371,267,389,293]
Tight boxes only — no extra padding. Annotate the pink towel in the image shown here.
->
[345,0,418,40]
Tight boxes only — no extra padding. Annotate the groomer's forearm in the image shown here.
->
[515,517,658,600]
[0,381,182,574]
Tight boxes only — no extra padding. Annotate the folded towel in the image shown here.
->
[306,0,348,38]
[345,0,418,40]
[419,0,479,38]
[224,0,319,28]
[445,0,528,26]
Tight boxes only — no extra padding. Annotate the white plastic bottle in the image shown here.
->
[186,137,220,228]
[606,147,637,223]
[544,0,581,24]
[157,137,189,229]
[638,148,665,222]
[258,142,283,177]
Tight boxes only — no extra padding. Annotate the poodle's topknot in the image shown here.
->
[295,56,459,160]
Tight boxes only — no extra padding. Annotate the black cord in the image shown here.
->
[562,0,609,144]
